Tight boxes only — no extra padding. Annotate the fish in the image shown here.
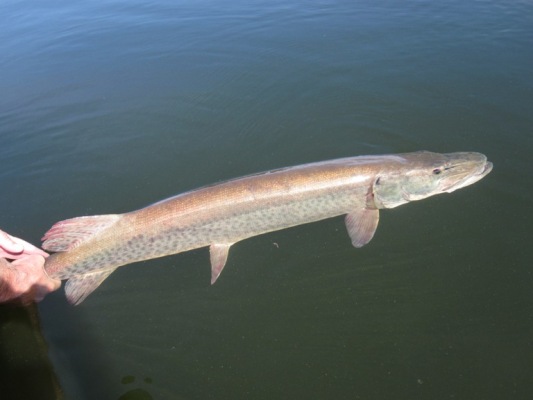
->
[42,151,492,305]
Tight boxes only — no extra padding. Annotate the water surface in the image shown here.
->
[1,0,532,399]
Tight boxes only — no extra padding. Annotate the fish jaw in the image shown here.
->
[440,153,493,193]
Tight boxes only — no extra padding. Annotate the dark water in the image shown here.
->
[1,0,532,399]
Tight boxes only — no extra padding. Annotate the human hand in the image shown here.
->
[0,229,49,259]
[0,230,61,304]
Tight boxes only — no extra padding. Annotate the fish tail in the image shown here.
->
[42,214,122,305]
[42,214,121,252]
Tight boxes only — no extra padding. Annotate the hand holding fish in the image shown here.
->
[0,230,61,303]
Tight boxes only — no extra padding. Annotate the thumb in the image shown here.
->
[0,231,24,256]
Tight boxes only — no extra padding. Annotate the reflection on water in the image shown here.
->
[118,376,153,400]
[1,0,533,399]
[0,304,63,400]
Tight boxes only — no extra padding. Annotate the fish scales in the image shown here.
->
[47,164,372,278]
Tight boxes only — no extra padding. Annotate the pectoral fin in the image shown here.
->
[210,243,233,284]
[345,209,379,248]
[64,269,115,305]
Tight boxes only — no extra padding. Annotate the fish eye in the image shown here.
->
[432,168,442,175]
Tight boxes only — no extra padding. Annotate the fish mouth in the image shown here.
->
[462,159,492,186]
[481,160,493,175]
[443,153,493,193]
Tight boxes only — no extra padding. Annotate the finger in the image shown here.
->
[22,255,61,294]
[42,266,62,290]
[26,244,49,258]
[10,254,60,293]
[9,235,49,258]
[42,274,62,292]
[0,230,24,257]
[33,272,61,302]
[1,235,49,259]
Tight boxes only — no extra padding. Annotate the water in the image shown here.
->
[1,0,532,399]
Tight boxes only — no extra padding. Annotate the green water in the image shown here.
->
[1,0,532,399]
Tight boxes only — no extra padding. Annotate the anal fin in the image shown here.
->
[209,243,233,284]
[65,269,115,305]
[345,208,380,248]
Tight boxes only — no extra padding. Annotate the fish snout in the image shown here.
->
[442,152,492,193]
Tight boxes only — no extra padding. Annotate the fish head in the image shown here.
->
[372,151,493,208]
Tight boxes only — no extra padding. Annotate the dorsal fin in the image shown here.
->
[42,215,120,252]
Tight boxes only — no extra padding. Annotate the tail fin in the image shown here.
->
[42,214,120,252]
[42,214,121,305]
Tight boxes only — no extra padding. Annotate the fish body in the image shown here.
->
[43,151,492,304]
